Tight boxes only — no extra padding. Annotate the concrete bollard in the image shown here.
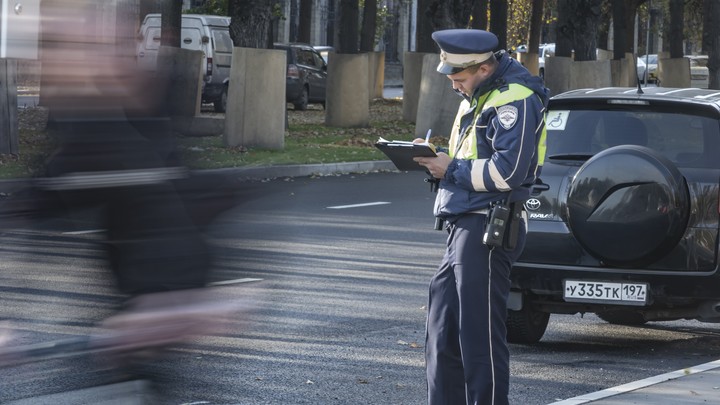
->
[325,53,370,128]
[367,51,385,100]
[570,59,612,90]
[544,56,572,96]
[414,53,461,140]
[658,57,690,88]
[224,47,286,150]
[402,52,431,123]
[157,46,203,117]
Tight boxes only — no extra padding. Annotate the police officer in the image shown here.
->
[414,29,548,405]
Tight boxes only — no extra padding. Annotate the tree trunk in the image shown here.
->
[668,0,684,58]
[139,0,162,25]
[117,0,140,60]
[622,0,646,55]
[704,0,720,89]
[556,0,603,60]
[527,0,544,52]
[470,0,488,30]
[416,0,438,52]
[338,0,360,53]
[489,0,507,50]
[360,0,378,52]
[289,0,298,42]
[0,60,18,155]
[298,0,312,43]
[702,0,713,54]
[597,1,611,50]
[228,0,273,48]
[161,0,182,47]
[611,0,628,59]
[555,0,574,58]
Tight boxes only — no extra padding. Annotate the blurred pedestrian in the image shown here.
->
[0,0,246,370]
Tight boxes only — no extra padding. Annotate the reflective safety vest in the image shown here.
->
[448,83,547,167]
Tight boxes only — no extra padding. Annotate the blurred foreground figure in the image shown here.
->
[40,0,210,295]
[0,1,249,399]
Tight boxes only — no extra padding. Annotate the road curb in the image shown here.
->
[205,160,399,180]
[0,161,400,191]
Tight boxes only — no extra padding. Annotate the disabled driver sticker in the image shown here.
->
[497,105,518,130]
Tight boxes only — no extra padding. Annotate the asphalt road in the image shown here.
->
[1,171,719,404]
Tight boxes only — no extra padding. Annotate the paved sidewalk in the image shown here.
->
[550,359,720,404]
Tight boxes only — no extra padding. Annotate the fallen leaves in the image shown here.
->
[397,339,422,348]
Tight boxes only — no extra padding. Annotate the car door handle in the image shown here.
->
[530,182,550,196]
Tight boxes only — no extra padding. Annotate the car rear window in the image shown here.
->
[296,49,317,67]
[545,109,720,168]
[144,27,161,50]
[212,29,233,53]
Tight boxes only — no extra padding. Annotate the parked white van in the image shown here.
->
[137,14,233,112]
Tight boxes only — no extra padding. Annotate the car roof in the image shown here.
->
[550,87,720,109]
[274,42,316,50]
[144,13,230,26]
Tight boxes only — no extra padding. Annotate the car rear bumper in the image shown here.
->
[511,263,720,305]
[286,78,303,102]
[201,83,225,102]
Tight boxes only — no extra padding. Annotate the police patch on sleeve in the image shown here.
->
[497,105,519,130]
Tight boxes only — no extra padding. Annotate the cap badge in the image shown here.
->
[497,105,518,130]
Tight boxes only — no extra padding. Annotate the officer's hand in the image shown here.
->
[414,152,451,179]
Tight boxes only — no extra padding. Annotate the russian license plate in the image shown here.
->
[563,280,648,305]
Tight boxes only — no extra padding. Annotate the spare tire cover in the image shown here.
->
[567,145,690,267]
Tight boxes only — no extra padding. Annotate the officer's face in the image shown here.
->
[447,64,493,97]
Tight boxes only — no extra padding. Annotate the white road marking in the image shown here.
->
[326,202,391,209]
[61,229,106,235]
[208,278,263,287]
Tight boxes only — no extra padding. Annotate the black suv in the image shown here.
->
[274,43,328,110]
[508,87,720,343]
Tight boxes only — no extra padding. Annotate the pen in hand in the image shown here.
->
[425,129,432,144]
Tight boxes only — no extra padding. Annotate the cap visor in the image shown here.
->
[436,61,464,75]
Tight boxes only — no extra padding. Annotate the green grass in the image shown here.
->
[0,129,55,179]
[175,130,391,169]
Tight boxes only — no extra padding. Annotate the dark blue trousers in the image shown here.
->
[426,213,526,405]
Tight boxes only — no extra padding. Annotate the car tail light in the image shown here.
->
[207,57,213,76]
[287,64,300,79]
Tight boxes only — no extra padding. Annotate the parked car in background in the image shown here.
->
[685,55,709,88]
[274,43,328,110]
[508,87,720,343]
[136,14,233,112]
[639,54,658,82]
[635,57,647,83]
[538,43,555,79]
[313,45,335,65]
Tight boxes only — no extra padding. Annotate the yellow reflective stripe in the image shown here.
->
[482,84,535,111]
[448,109,464,158]
[537,121,547,166]
[456,131,477,159]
